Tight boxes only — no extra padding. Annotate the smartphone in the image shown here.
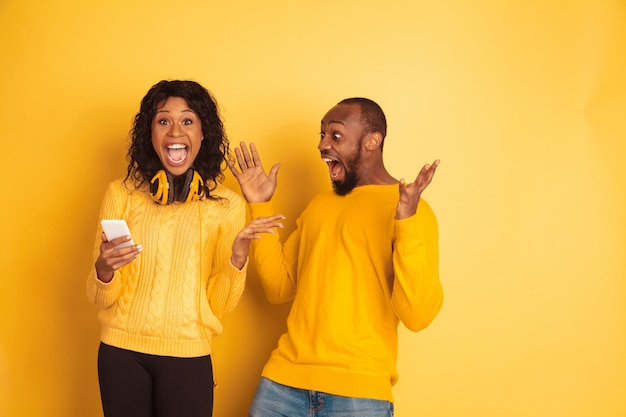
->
[101,219,135,249]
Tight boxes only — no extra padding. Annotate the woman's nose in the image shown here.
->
[168,123,183,137]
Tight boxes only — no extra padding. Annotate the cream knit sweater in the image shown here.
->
[86,179,247,357]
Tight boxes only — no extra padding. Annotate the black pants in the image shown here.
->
[98,343,214,417]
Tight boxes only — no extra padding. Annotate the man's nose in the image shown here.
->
[318,136,331,151]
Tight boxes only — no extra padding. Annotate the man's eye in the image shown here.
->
[320,132,325,139]
[332,133,341,140]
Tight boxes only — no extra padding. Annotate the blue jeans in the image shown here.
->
[249,377,394,417]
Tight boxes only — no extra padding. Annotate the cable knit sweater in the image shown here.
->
[86,179,247,358]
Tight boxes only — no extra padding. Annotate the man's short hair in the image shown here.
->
[338,97,387,140]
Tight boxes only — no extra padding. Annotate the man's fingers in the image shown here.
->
[423,160,440,184]
[234,147,246,169]
[414,160,440,184]
[250,143,264,169]
[427,159,440,176]
[240,142,254,167]
[268,163,281,181]
[227,158,240,177]
[398,178,407,195]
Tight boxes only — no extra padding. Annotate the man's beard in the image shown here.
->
[332,148,361,196]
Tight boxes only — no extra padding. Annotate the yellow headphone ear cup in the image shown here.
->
[184,170,205,203]
[150,170,170,205]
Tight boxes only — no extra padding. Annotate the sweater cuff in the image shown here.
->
[92,268,120,288]
[248,201,274,218]
[86,268,122,308]
[395,212,422,241]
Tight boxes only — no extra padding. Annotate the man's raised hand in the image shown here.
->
[228,142,281,203]
[396,160,440,220]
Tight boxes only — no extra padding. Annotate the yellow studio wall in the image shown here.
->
[0,0,624,416]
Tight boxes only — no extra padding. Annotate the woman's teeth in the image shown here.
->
[166,144,188,163]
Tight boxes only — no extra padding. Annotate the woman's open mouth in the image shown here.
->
[166,144,188,166]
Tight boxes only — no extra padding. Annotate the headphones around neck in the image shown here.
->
[150,169,205,205]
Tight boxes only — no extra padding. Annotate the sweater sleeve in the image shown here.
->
[207,194,248,319]
[391,199,444,331]
[86,181,127,308]
[248,201,299,304]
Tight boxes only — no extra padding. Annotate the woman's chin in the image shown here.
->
[161,161,191,177]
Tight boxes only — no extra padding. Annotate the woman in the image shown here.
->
[86,80,261,417]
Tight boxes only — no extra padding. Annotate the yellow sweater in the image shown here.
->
[86,179,247,358]
[250,184,443,401]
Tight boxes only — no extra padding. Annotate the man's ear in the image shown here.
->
[364,132,382,151]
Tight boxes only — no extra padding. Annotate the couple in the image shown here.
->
[87,79,443,417]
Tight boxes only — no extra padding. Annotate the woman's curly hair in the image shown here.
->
[124,80,231,198]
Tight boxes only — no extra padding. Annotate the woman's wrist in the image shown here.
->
[96,267,114,283]
[230,253,247,270]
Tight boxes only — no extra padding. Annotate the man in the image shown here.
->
[229,97,443,416]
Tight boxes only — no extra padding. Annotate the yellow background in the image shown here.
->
[1,0,624,416]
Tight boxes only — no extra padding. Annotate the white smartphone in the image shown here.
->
[101,219,135,249]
